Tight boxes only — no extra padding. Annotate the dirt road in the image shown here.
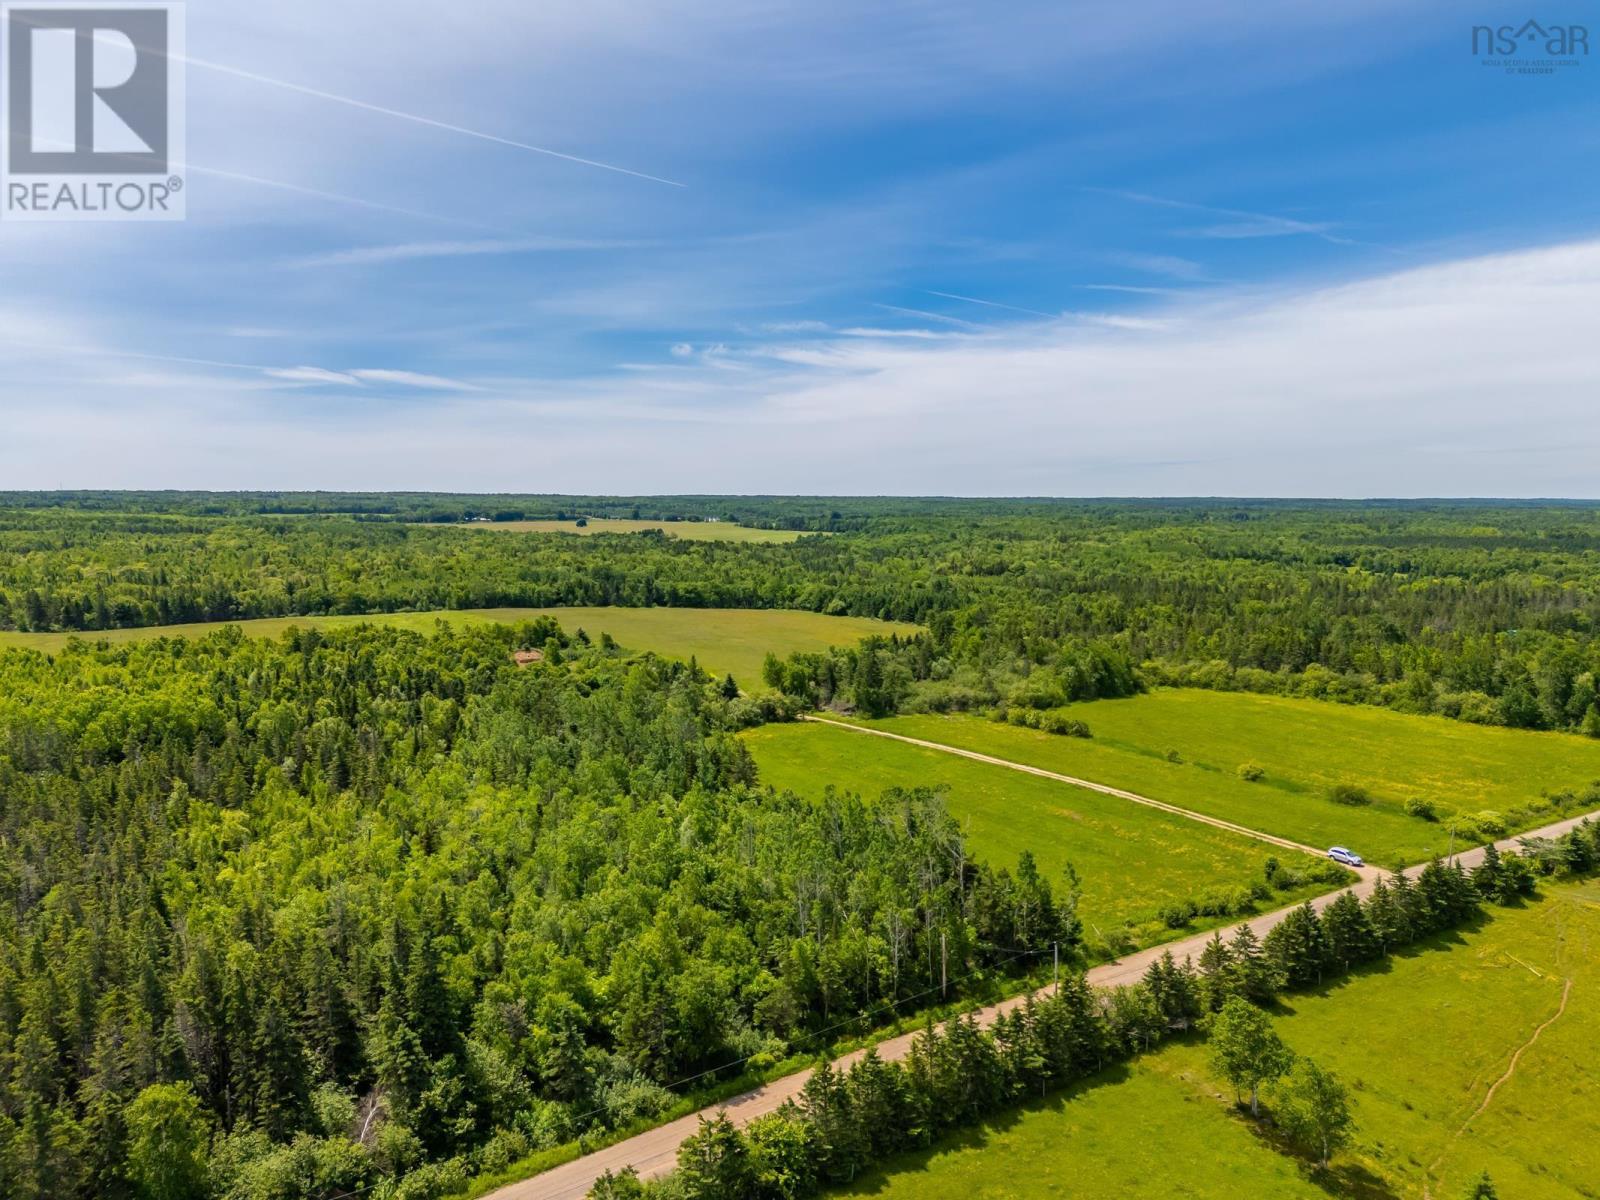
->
[803,715,1383,879]
[493,809,1599,1200]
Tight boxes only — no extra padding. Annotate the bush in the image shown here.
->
[1004,707,1091,738]
[1405,797,1439,822]
[1471,810,1507,838]
[1236,762,1264,782]
[1159,900,1198,928]
[1328,783,1372,807]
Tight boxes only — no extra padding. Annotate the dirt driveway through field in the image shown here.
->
[803,715,1384,881]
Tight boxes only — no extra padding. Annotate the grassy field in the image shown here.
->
[834,878,1600,1200]
[841,691,1600,866]
[424,518,807,542]
[742,722,1340,942]
[0,607,917,690]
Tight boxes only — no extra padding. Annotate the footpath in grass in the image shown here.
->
[0,606,918,690]
[831,879,1600,1200]
[742,722,1340,945]
[841,691,1600,866]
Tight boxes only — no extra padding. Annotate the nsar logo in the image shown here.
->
[1472,18,1588,74]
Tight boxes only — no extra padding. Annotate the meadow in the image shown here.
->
[426,518,807,542]
[833,878,1600,1200]
[842,691,1600,865]
[742,721,1339,943]
[0,606,916,689]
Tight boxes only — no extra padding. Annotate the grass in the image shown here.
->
[423,518,808,542]
[0,607,919,691]
[832,1056,1321,1200]
[832,878,1600,1200]
[840,690,1600,866]
[742,722,1341,942]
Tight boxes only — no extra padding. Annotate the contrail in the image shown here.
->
[183,54,687,188]
[925,290,1058,319]
[1078,185,1355,246]
[874,303,986,330]
[16,14,687,188]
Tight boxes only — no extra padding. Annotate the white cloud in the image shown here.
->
[288,237,645,269]
[9,238,1598,496]
[348,368,482,390]
[263,365,362,386]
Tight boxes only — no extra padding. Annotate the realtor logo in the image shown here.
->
[1,2,185,220]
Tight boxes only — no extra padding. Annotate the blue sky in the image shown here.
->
[2,0,1598,495]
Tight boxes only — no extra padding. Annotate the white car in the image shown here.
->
[1327,846,1364,867]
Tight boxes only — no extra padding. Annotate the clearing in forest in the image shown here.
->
[829,878,1600,1200]
[837,690,1600,865]
[0,606,917,689]
[742,721,1342,945]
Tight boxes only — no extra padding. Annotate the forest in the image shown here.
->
[3,497,1600,731]
[4,493,1600,1198]
[0,622,1075,1199]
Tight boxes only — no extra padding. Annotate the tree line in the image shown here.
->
[5,499,1600,732]
[587,831,1596,1200]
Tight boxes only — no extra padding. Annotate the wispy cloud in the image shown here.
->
[924,290,1058,319]
[181,52,688,187]
[1102,252,1212,281]
[873,303,986,329]
[1077,283,1192,295]
[838,327,950,339]
[263,366,363,386]
[1086,186,1353,245]
[288,237,646,269]
[758,320,832,334]
[38,14,688,188]
[348,368,482,391]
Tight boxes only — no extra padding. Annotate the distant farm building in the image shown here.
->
[512,649,544,666]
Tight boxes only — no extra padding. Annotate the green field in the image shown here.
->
[0,607,917,689]
[841,691,1600,865]
[742,722,1339,941]
[834,878,1600,1200]
[425,518,807,542]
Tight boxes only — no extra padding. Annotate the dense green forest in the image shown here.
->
[4,495,1600,1198]
[0,622,1075,1199]
[5,497,1600,731]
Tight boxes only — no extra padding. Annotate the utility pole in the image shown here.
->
[1448,822,1457,865]
[1053,941,1059,988]
[940,931,948,999]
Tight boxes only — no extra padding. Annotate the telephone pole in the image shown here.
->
[940,931,948,999]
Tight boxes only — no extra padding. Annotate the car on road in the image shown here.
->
[1327,846,1364,867]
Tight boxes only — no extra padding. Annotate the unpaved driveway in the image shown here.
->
[803,715,1383,880]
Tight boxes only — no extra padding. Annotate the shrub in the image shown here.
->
[1005,707,1091,738]
[1159,900,1198,928]
[1328,783,1372,807]
[1471,810,1507,838]
[1405,797,1439,822]
[1237,762,1264,782]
